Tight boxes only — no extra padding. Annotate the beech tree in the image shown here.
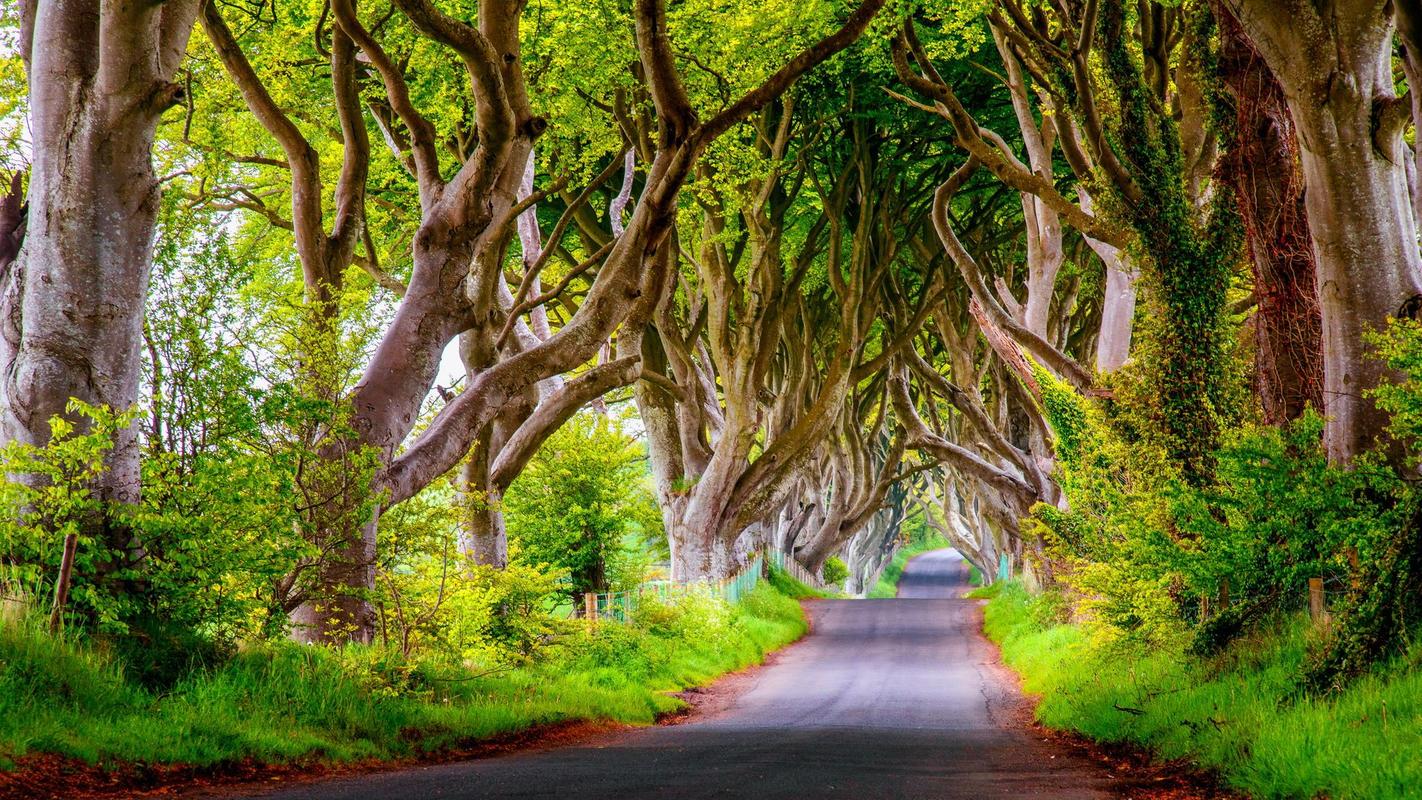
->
[635,93,941,579]
[1221,0,1422,460]
[895,2,1247,484]
[5,0,204,573]
[1213,2,1323,425]
[199,0,884,640]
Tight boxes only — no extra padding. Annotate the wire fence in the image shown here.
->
[580,553,770,623]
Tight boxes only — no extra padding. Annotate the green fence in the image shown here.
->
[583,553,766,623]
[766,550,822,591]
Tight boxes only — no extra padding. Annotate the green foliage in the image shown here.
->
[1304,319,1422,686]
[1372,318,1422,462]
[1086,0,1245,483]
[1035,401,1405,652]
[374,489,568,663]
[505,413,662,597]
[0,401,136,631]
[982,583,1422,800]
[766,565,834,599]
[1172,413,1400,625]
[821,556,849,586]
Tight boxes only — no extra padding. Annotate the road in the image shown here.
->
[237,549,1115,799]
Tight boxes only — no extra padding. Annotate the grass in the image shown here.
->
[866,535,951,598]
[0,576,810,773]
[980,581,1422,799]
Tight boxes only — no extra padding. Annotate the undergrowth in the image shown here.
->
[981,581,1422,799]
[0,576,809,772]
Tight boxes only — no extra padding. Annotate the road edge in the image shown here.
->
[0,601,822,800]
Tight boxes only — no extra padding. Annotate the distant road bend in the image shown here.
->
[236,550,1116,799]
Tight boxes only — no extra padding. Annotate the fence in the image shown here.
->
[582,553,768,623]
[1196,566,1359,627]
[766,550,823,591]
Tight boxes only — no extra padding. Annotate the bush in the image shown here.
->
[821,556,849,586]
[504,413,663,597]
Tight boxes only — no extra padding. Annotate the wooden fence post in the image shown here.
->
[1219,577,1230,610]
[1308,577,1326,623]
[49,533,78,634]
[584,592,598,628]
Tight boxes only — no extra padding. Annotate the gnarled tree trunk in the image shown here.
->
[1226,0,1422,459]
[1215,2,1323,425]
[7,0,201,566]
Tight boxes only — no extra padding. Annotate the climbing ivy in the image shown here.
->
[1092,0,1244,484]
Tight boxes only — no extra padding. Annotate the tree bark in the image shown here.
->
[1214,2,1323,425]
[6,0,201,566]
[1225,0,1422,459]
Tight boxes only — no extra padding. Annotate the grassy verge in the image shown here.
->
[866,535,950,598]
[980,581,1422,799]
[0,577,809,773]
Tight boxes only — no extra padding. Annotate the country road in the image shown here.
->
[230,550,1117,799]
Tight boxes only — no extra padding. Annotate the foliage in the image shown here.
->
[0,401,135,631]
[1036,343,1404,653]
[374,489,567,662]
[821,556,849,586]
[505,413,662,597]
[1305,319,1422,686]
[1372,317,1422,462]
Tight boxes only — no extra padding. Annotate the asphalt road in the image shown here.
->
[237,549,1114,799]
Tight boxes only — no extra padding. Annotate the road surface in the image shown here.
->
[235,549,1115,799]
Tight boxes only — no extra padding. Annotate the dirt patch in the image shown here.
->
[1033,726,1244,800]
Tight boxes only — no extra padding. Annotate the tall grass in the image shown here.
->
[981,581,1422,799]
[0,579,809,772]
[866,535,950,598]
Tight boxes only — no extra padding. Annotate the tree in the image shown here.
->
[503,413,651,597]
[895,2,1244,483]
[637,95,933,579]
[200,0,885,641]
[1213,2,1323,425]
[1222,0,1422,460]
[5,0,203,576]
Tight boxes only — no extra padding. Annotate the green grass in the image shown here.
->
[0,580,808,772]
[981,581,1422,799]
[866,535,951,598]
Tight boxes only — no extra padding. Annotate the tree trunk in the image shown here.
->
[1215,3,1323,425]
[1094,258,1137,372]
[1294,112,1420,458]
[667,521,737,580]
[7,0,200,566]
[290,512,379,644]
[1230,0,1422,460]
[459,460,508,568]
